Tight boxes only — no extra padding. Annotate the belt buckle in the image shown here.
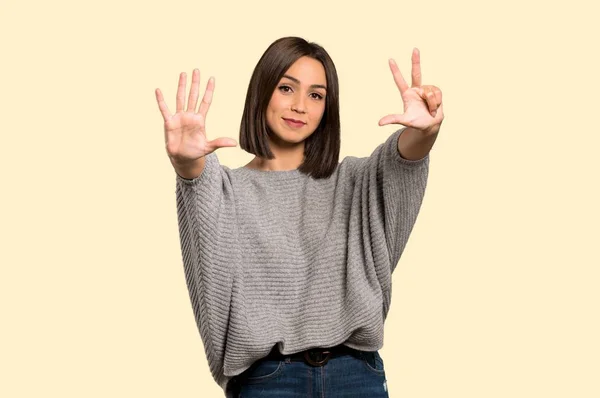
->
[304,349,332,367]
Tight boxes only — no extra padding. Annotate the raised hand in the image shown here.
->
[155,69,237,167]
[378,48,444,135]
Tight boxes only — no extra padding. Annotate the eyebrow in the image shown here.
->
[282,74,327,91]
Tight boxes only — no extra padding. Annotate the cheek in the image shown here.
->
[269,93,289,112]
[266,98,281,122]
[312,103,326,124]
[266,110,278,131]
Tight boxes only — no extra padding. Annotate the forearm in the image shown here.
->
[172,156,206,180]
[397,127,439,160]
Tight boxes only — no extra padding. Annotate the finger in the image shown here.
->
[176,72,187,112]
[187,69,200,112]
[434,102,444,123]
[155,88,172,122]
[433,87,442,107]
[422,88,438,114]
[378,113,408,126]
[198,76,215,118]
[388,59,409,94]
[411,48,422,88]
[206,137,238,152]
[427,92,437,113]
[422,85,442,106]
[429,102,444,123]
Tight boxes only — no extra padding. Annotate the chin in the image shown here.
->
[269,128,313,146]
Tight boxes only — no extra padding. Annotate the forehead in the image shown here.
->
[283,56,326,85]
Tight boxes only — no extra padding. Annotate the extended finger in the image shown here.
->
[207,137,238,151]
[187,69,200,112]
[198,76,215,118]
[389,59,409,94]
[378,113,408,126]
[411,48,422,88]
[176,72,187,112]
[155,88,172,122]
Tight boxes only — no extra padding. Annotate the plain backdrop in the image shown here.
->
[1,0,599,397]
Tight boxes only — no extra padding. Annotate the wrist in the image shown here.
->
[171,156,206,180]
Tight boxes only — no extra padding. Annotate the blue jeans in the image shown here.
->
[225,350,389,397]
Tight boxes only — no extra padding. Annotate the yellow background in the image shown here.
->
[2,0,599,397]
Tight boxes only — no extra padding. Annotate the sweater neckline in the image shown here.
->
[236,166,301,174]
[232,166,307,181]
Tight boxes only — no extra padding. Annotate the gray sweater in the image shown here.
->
[175,127,429,391]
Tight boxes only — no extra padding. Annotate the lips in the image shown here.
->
[283,118,306,125]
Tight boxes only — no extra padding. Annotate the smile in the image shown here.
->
[283,118,306,128]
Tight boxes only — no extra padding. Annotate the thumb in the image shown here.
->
[378,114,408,127]
[207,137,238,151]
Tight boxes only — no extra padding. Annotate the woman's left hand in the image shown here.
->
[378,48,444,135]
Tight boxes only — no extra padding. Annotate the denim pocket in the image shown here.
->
[362,351,386,375]
[243,359,285,384]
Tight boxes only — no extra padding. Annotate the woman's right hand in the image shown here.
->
[155,69,237,167]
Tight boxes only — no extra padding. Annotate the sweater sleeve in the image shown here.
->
[348,127,429,275]
[174,152,237,389]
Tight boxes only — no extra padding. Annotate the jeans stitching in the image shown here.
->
[244,360,285,383]
[362,353,386,375]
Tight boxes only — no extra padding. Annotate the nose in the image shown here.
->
[291,94,306,114]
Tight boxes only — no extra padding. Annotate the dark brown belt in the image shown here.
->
[264,344,366,367]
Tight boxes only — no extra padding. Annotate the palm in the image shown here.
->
[397,87,437,130]
[155,69,237,165]
[164,112,209,161]
[378,48,444,135]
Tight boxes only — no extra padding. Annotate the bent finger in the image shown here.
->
[434,87,442,107]
[434,102,444,123]
[423,85,442,107]
[424,90,437,113]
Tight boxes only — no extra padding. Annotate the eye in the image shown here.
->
[278,84,324,100]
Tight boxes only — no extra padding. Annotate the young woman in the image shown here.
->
[155,37,443,397]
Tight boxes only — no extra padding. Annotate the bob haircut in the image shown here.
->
[239,36,341,179]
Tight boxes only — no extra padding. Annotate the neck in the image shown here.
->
[247,137,306,171]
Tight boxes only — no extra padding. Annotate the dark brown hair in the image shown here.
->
[239,37,340,179]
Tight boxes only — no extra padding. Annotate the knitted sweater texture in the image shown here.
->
[175,128,429,391]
